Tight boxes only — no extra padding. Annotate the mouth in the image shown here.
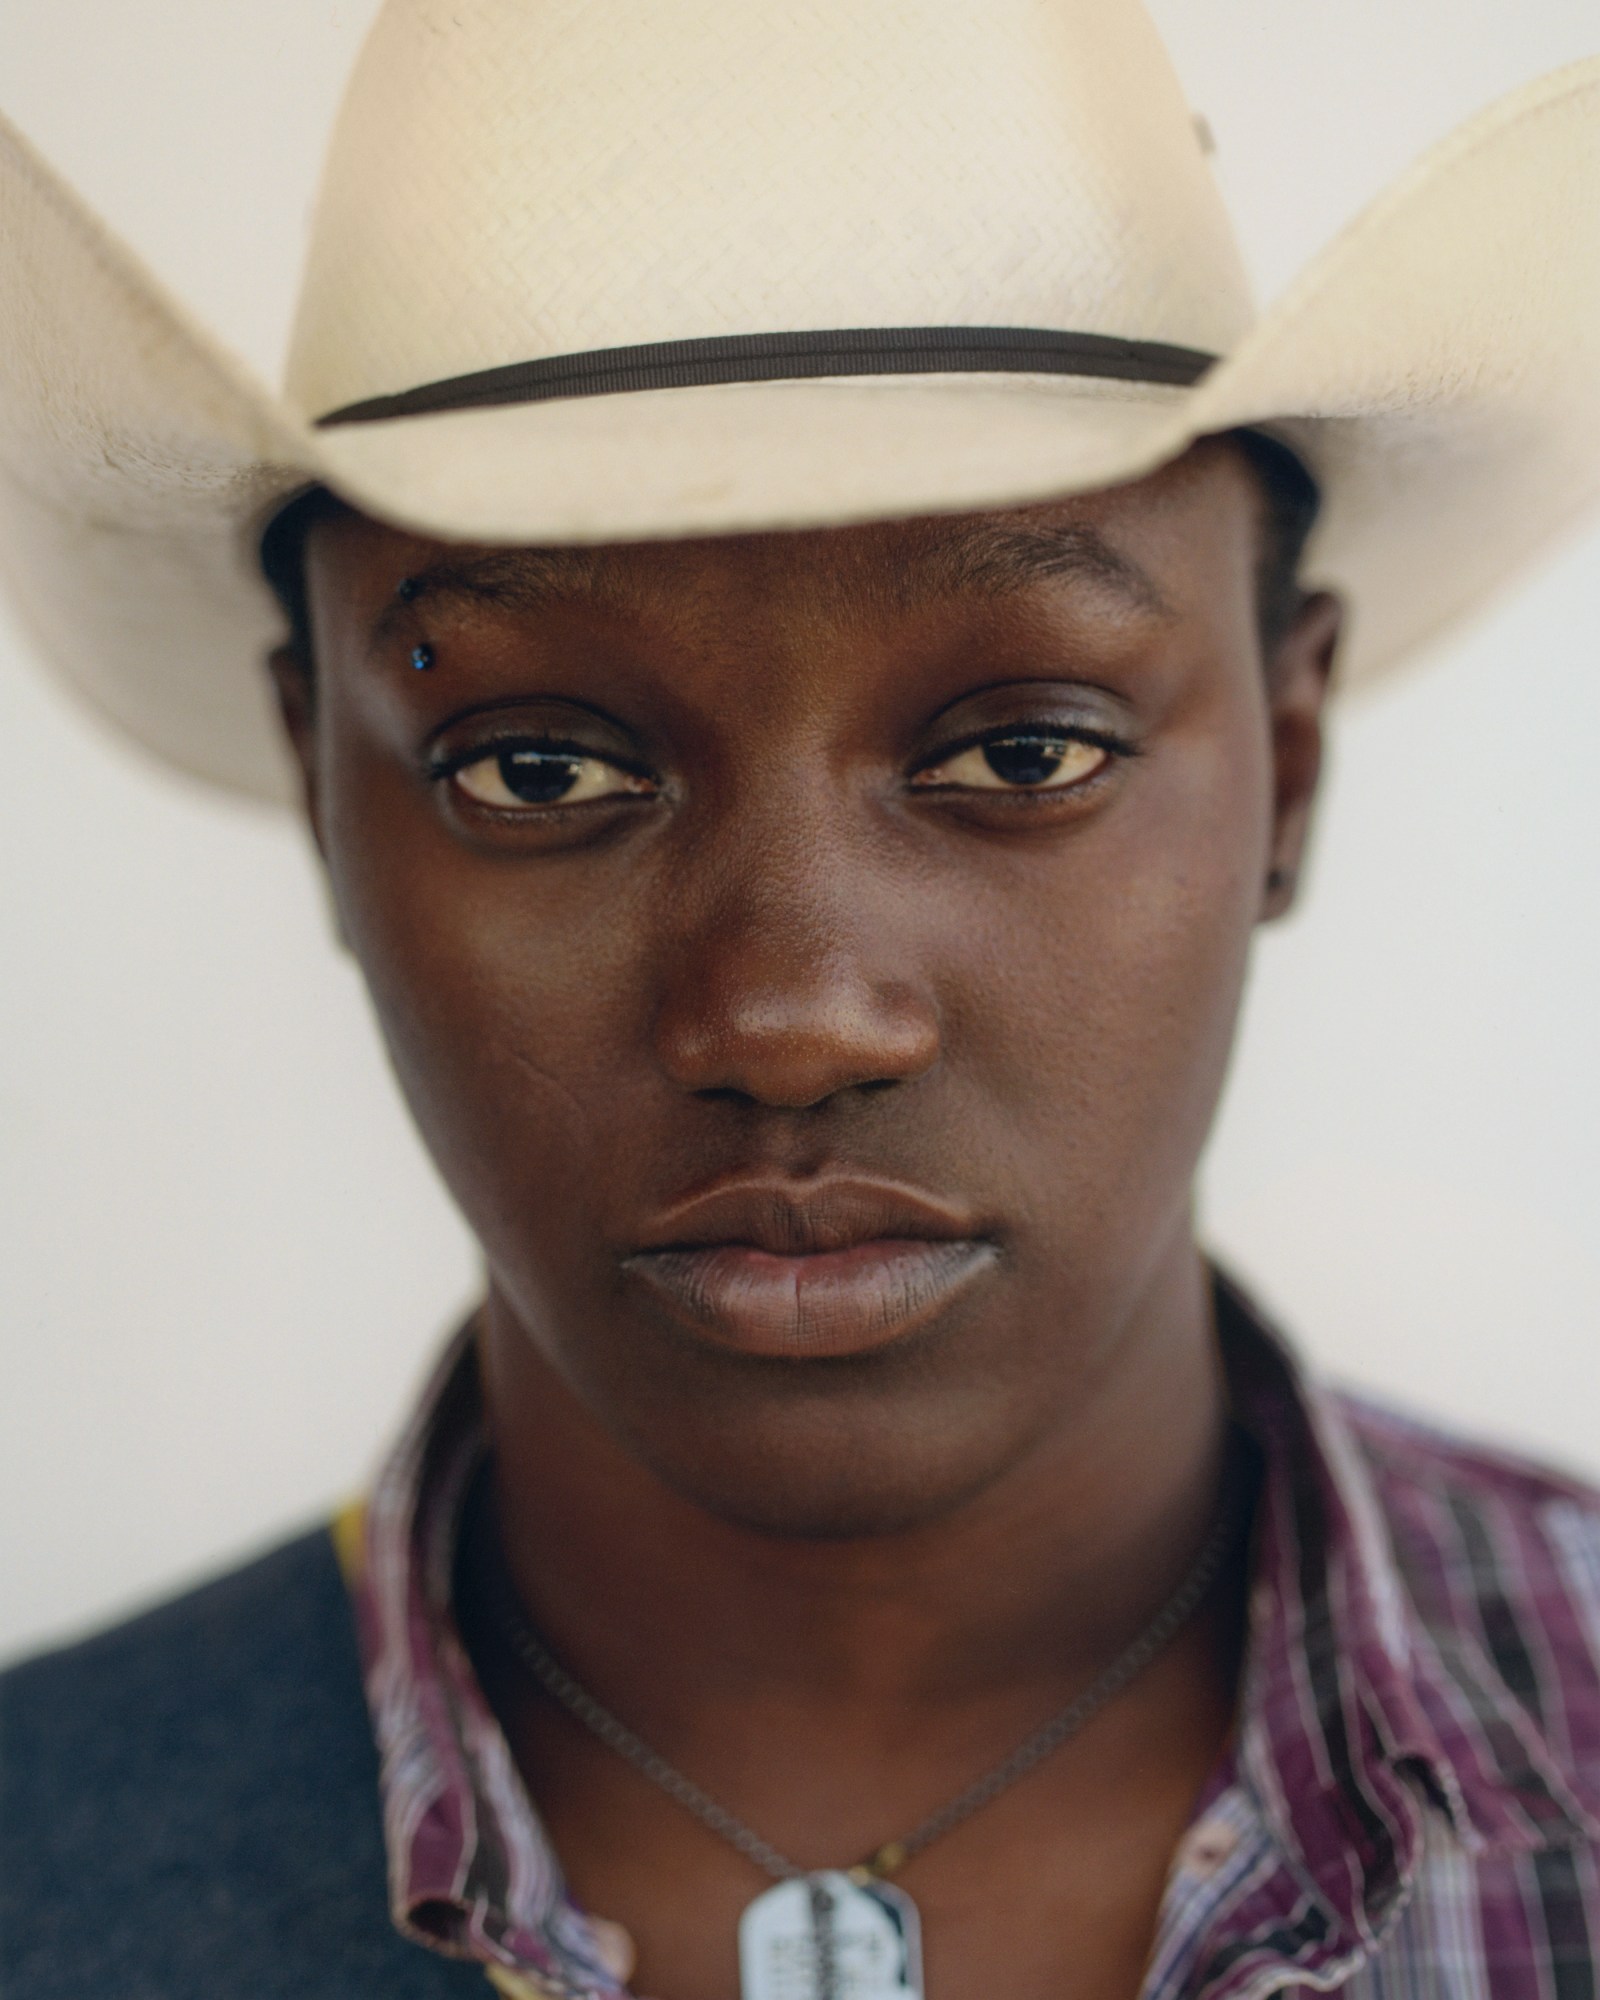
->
[620,1176,1000,1360]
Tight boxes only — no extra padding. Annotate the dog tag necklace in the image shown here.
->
[470,1466,1243,2000]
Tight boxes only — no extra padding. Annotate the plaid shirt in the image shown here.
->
[346,1273,1600,2000]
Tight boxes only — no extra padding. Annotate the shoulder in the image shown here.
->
[1335,1386,1600,1563]
[0,1528,479,1998]
[1332,1388,1600,1808]
[2,1524,359,1742]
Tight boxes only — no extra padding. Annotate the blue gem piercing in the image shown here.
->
[397,576,423,601]
[411,643,435,672]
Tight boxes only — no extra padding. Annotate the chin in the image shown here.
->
[638,1461,998,1542]
[607,1366,1042,1542]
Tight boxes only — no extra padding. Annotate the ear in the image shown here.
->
[1260,590,1341,921]
[267,644,326,859]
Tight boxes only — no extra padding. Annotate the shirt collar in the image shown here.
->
[350,1326,628,1995]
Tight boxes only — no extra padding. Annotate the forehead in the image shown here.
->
[303,436,1261,640]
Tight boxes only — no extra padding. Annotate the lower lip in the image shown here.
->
[622,1237,998,1359]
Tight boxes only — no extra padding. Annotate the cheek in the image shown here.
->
[956,715,1268,1252]
[319,754,653,1267]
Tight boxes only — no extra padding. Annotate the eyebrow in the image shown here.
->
[366,546,628,651]
[893,518,1175,620]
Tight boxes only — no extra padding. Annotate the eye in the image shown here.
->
[914,731,1111,793]
[449,743,655,809]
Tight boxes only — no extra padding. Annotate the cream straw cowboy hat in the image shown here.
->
[0,0,1596,804]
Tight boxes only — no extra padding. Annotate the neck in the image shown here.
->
[474,1239,1232,1727]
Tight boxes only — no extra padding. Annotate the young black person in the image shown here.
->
[265,433,1333,2000]
[3,1,1599,1997]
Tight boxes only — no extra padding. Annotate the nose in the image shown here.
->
[650,810,941,1109]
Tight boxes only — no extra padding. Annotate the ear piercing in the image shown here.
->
[411,643,435,672]
[1266,864,1294,895]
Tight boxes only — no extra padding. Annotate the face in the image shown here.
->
[279,439,1335,1536]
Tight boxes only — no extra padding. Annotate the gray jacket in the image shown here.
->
[0,1530,484,1996]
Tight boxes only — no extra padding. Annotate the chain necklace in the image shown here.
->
[464,1453,1248,2000]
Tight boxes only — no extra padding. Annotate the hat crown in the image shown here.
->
[285,0,1254,420]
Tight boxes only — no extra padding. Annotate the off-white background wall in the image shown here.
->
[2,0,1596,1665]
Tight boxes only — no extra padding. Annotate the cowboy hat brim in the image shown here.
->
[0,58,1596,806]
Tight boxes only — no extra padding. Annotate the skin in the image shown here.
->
[273,435,1338,2000]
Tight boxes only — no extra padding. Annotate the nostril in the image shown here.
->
[691,1073,907,1111]
[693,1084,762,1108]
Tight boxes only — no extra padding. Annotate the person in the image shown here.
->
[1,3,1597,1997]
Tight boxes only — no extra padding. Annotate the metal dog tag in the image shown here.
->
[738,1872,924,2000]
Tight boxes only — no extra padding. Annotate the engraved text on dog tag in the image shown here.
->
[738,1872,924,2000]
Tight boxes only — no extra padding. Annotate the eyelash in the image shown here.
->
[910,722,1136,780]
[425,737,647,783]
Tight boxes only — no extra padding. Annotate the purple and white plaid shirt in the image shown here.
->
[347,1272,1600,2000]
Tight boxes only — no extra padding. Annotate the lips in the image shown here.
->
[620,1176,998,1359]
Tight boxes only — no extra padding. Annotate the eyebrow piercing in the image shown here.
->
[396,576,423,601]
[411,643,435,672]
